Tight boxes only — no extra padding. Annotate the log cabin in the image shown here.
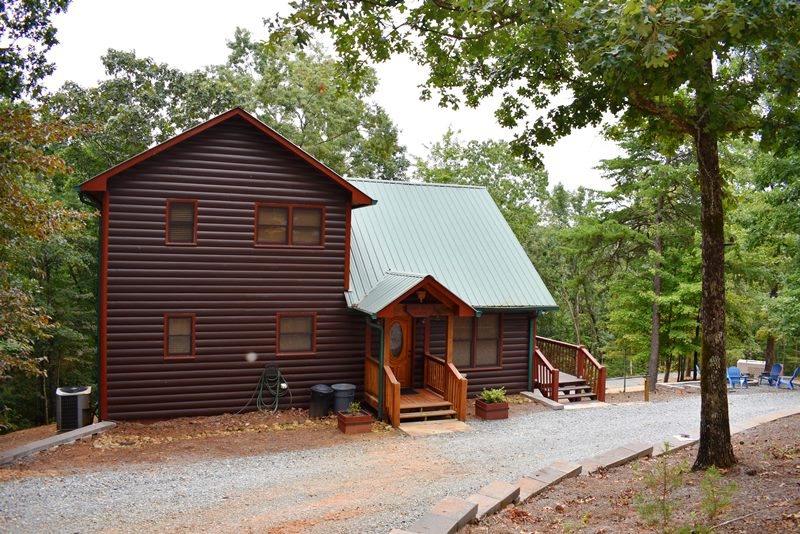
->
[79,108,606,426]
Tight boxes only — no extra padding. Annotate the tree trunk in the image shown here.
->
[764,285,778,373]
[693,127,736,470]
[647,196,664,392]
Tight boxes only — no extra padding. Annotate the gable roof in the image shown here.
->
[346,180,558,312]
[79,107,373,207]
[347,271,475,317]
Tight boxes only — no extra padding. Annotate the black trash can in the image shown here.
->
[331,383,356,413]
[309,384,334,418]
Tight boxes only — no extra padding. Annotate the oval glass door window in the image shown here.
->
[390,322,403,358]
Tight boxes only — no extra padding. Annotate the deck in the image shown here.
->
[399,388,451,410]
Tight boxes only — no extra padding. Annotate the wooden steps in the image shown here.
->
[558,378,597,402]
[399,388,457,422]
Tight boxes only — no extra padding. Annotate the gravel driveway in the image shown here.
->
[2,389,798,533]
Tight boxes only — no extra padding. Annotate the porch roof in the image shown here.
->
[346,271,475,317]
[346,179,558,312]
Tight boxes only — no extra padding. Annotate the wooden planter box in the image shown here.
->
[337,411,374,434]
[475,399,509,420]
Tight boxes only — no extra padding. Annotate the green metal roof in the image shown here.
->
[346,180,558,313]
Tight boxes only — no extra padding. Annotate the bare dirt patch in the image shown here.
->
[606,384,700,404]
[0,408,394,482]
[468,414,800,533]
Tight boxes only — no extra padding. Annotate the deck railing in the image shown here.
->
[424,352,467,421]
[364,355,379,400]
[533,347,559,401]
[536,336,606,401]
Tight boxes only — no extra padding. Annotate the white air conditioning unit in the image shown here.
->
[55,386,93,431]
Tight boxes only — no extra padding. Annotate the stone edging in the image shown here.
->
[391,405,800,534]
[0,421,117,465]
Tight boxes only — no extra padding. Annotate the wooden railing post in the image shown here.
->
[597,366,606,402]
[551,368,559,401]
[577,346,585,378]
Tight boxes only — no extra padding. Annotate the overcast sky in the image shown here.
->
[45,0,622,190]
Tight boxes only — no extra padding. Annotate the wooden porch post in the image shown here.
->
[445,314,454,364]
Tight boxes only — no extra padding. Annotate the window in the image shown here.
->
[277,314,316,355]
[255,204,324,247]
[164,314,195,359]
[451,315,501,369]
[166,200,197,244]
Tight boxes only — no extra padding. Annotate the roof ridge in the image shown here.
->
[348,178,485,190]
[383,270,428,278]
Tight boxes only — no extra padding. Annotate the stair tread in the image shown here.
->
[560,392,597,399]
[400,402,452,411]
[399,409,457,420]
[559,386,592,392]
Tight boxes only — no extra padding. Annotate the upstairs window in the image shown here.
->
[256,204,323,247]
[164,314,195,359]
[451,315,502,369]
[166,200,197,244]
[277,314,316,355]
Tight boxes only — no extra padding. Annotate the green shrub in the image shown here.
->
[478,387,507,403]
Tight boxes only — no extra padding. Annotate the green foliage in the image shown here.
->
[0,0,71,100]
[346,401,362,416]
[415,129,548,240]
[478,387,507,404]
[47,30,409,181]
[699,466,737,523]
[634,446,690,533]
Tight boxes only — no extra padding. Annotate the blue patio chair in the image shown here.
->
[727,366,747,388]
[776,368,798,390]
[759,363,783,386]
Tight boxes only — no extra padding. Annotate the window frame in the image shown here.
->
[254,203,326,248]
[276,312,317,357]
[451,314,503,370]
[163,313,196,360]
[165,199,198,246]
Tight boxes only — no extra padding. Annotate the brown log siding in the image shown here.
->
[105,116,364,419]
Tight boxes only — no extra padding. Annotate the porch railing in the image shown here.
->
[384,365,401,427]
[533,347,559,401]
[424,352,467,421]
[535,336,606,402]
[364,355,379,400]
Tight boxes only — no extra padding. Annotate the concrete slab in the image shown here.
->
[398,420,472,437]
[0,421,116,465]
[521,390,564,410]
[429,496,478,529]
[465,493,502,520]
[407,512,460,534]
[563,401,609,410]
[527,460,582,485]
[580,442,653,475]
[517,477,548,502]
[478,480,519,507]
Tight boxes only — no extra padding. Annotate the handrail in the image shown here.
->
[533,347,559,401]
[423,352,467,421]
[383,364,401,427]
[536,336,606,401]
[364,355,380,401]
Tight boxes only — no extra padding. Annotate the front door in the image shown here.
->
[386,316,412,388]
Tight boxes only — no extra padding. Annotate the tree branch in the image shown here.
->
[627,89,695,135]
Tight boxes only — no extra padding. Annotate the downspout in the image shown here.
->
[365,317,384,420]
[78,190,103,421]
[527,311,539,392]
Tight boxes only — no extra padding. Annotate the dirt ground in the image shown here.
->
[605,384,700,404]
[0,393,544,482]
[468,414,800,533]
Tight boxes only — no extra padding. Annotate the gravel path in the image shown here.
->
[2,389,798,533]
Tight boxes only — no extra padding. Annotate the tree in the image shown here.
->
[276,0,800,469]
[0,0,70,100]
[414,129,547,240]
[47,30,409,181]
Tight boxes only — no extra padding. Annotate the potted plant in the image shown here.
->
[337,401,374,434]
[475,387,509,420]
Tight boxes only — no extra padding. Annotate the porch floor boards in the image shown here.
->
[558,372,584,386]
[400,388,452,410]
